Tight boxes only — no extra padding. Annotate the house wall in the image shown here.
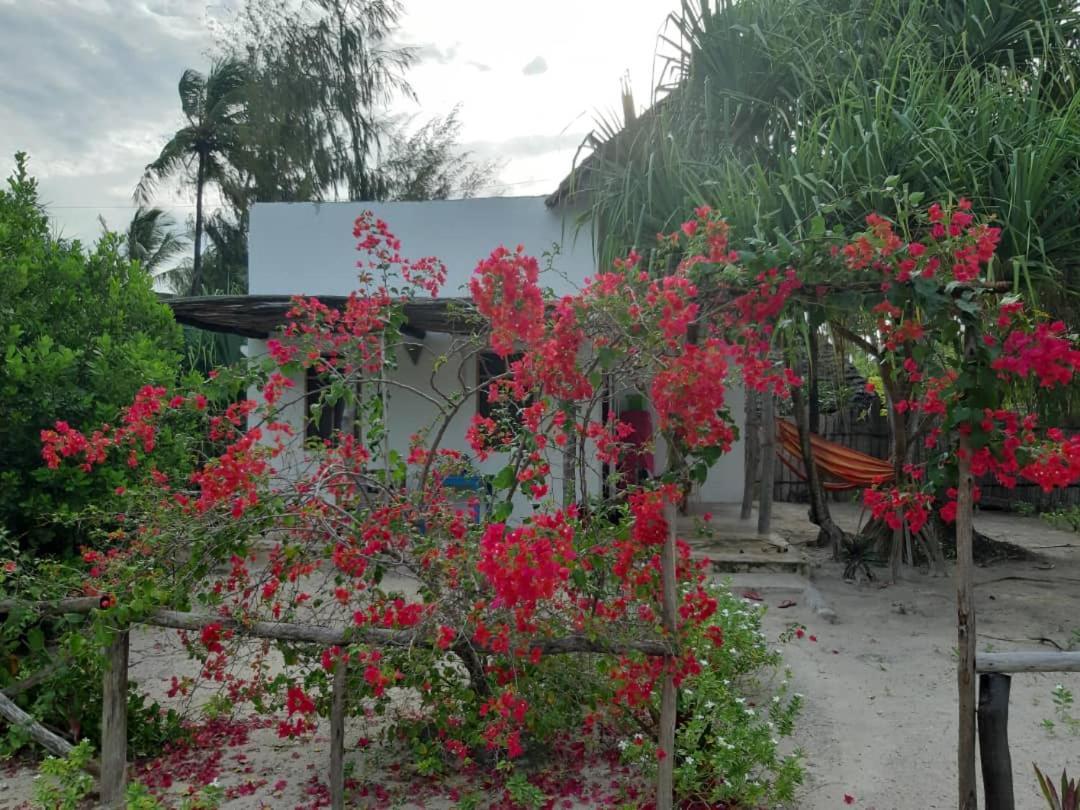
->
[246,196,749,519]
[249,197,594,298]
[649,383,747,506]
[246,334,603,523]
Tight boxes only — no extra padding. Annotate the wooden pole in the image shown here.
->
[0,690,88,767]
[100,630,129,807]
[657,502,678,810]
[977,652,1080,673]
[330,657,347,810]
[957,427,978,810]
[740,389,759,521]
[758,391,776,536]
[978,673,1014,810]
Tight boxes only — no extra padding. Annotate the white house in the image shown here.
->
[170,195,746,520]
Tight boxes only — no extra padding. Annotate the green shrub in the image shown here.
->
[0,152,184,554]
[32,739,95,810]
[1043,505,1080,533]
[621,583,804,807]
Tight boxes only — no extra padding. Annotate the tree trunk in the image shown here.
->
[791,385,844,558]
[741,389,760,521]
[890,395,909,582]
[189,151,206,296]
[757,391,776,536]
[561,402,577,509]
[330,659,347,810]
[657,502,679,810]
[808,328,821,435]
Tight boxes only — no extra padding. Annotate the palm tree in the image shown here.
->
[136,58,248,295]
[119,206,186,274]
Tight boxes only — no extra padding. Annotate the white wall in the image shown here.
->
[249,197,594,298]
[246,195,747,511]
[248,335,603,523]
[646,381,747,506]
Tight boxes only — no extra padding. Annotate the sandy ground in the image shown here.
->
[755,502,1080,810]
[2,502,1079,808]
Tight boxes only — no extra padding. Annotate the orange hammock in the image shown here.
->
[775,420,895,491]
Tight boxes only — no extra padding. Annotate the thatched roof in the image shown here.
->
[164,295,480,338]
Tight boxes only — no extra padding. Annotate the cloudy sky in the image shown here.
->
[0,0,681,245]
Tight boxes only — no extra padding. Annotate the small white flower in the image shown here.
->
[794,692,804,699]
[618,739,629,751]
[771,738,779,745]
[704,700,716,710]
[772,696,781,703]
[735,696,746,704]
[685,756,695,766]
[745,707,755,716]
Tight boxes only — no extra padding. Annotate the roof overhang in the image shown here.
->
[164,295,481,338]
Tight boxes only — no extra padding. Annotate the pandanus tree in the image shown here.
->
[574,0,1080,567]
[136,58,248,296]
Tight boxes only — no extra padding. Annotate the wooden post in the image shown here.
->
[657,502,678,810]
[740,389,759,521]
[957,429,978,810]
[758,391,776,536]
[330,657,348,810]
[100,630,129,807]
[978,673,1014,810]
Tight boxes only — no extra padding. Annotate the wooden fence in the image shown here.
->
[771,409,891,503]
[770,409,1080,511]
[976,652,1080,810]
[0,591,676,809]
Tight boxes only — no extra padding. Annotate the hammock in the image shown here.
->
[775,420,895,491]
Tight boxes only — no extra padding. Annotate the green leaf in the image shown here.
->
[809,214,826,239]
[492,465,516,491]
[26,627,45,653]
[955,298,981,316]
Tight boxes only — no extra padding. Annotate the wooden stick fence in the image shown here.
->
[0,599,674,809]
[975,652,1080,810]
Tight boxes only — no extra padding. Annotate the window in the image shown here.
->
[477,352,527,434]
[305,367,347,441]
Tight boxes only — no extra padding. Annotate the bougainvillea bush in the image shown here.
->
[17,196,1080,806]
[18,208,812,807]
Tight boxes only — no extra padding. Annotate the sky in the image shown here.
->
[0,0,682,246]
